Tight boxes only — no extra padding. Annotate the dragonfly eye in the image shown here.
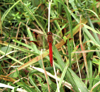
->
[47,32,52,35]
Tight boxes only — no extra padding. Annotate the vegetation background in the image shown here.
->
[0,0,100,92]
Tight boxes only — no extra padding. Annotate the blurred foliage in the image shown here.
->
[0,0,100,92]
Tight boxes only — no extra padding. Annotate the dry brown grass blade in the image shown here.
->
[79,16,89,77]
[6,19,87,76]
[0,75,15,82]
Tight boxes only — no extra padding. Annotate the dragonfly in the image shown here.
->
[30,31,53,66]
[47,32,53,67]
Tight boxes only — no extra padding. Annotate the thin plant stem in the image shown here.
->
[90,81,100,92]
[53,62,60,92]
[41,49,50,92]
[48,0,52,32]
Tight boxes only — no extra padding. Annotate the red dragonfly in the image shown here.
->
[47,32,53,67]
[30,31,53,66]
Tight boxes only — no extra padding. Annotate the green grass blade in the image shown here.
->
[29,76,41,92]
[53,45,65,70]
[26,27,39,53]
[67,68,89,92]
[1,0,20,23]
[67,39,71,68]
